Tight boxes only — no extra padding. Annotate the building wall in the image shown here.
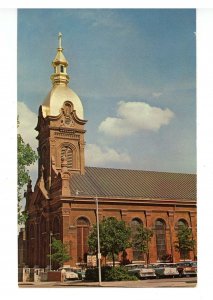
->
[25,194,196,268]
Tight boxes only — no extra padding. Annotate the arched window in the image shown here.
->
[131,218,144,261]
[155,219,167,260]
[177,219,190,260]
[77,217,90,264]
[61,145,73,169]
[177,219,188,228]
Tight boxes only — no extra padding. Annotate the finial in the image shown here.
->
[58,32,62,49]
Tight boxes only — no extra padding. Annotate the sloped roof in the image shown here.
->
[70,167,196,200]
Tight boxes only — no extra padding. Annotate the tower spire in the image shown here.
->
[58,32,62,49]
[51,32,70,86]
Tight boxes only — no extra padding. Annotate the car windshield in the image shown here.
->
[60,268,74,272]
[125,264,144,269]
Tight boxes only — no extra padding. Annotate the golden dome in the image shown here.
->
[42,84,84,119]
[41,33,84,120]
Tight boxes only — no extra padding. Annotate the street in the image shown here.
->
[19,276,197,288]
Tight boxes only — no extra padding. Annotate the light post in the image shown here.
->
[95,195,102,286]
[49,231,53,271]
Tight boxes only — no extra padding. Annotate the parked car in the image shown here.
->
[149,263,179,278]
[58,267,79,280]
[176,261,197,277]
[73,268,86,280]
[125,264,156,279]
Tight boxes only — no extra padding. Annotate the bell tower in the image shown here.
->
[35,33,87,193]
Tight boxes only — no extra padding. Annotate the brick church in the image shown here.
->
[24,33,197,268]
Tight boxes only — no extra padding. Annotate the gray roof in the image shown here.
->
[69,167,196,200]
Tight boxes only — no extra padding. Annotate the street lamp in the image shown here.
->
[95,195,102,286]
[49,231,53,271]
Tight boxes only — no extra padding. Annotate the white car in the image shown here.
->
[125,264,156,279]
[149,263,179,278]
[59,267,79,280]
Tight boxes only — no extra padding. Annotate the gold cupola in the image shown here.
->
[42,33,84,120]
[51,32,70,86]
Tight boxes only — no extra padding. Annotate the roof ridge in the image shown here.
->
[85,166,196,176]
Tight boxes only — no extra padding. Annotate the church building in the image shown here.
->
[24,34,197,268]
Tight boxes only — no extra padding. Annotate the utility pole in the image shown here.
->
[95,196,102,286]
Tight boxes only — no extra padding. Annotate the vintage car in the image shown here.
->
[125,264,156,279]
[149,263,179,278]
[73,268,86,280]
[58,267,79,280]
[176,261,197,277]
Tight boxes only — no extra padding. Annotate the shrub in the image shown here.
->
[104,266,137,281]
[85,266,111,281]
[85,266,137,281]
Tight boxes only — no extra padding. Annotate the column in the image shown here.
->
[145,211,155,263]
[189,211,197,260]
[167,211,176,262]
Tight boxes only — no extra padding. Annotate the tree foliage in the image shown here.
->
[17,118,38,224]
[175,224,195,260]
[132,225,153,265]
[88,217,131,267]
[47,238,71,268]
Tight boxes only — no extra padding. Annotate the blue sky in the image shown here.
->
[18,9,196,182]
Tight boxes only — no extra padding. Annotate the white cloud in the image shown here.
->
[99,101,174,138]
[85,143,131,166]
[17,101,38,151]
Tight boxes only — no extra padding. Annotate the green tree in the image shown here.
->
[132,225,153,266]
[17,119,38,224]
[175,224,195,261]
[88,217,131,267]
[47,238,71,269]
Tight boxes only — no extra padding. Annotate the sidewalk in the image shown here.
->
[18,277,197,288]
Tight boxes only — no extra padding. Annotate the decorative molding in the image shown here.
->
[62,209,70,215]
[54,131,79,139]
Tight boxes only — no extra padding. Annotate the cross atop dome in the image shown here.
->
[58,32,62,49]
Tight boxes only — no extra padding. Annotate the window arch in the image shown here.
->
[176,219,190,260]
[177,219,188,228]
[131,218,144,261]
[131,218,143,237]
[76,217,90,264]
[61,145,73,169]
[155,219,167,260]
